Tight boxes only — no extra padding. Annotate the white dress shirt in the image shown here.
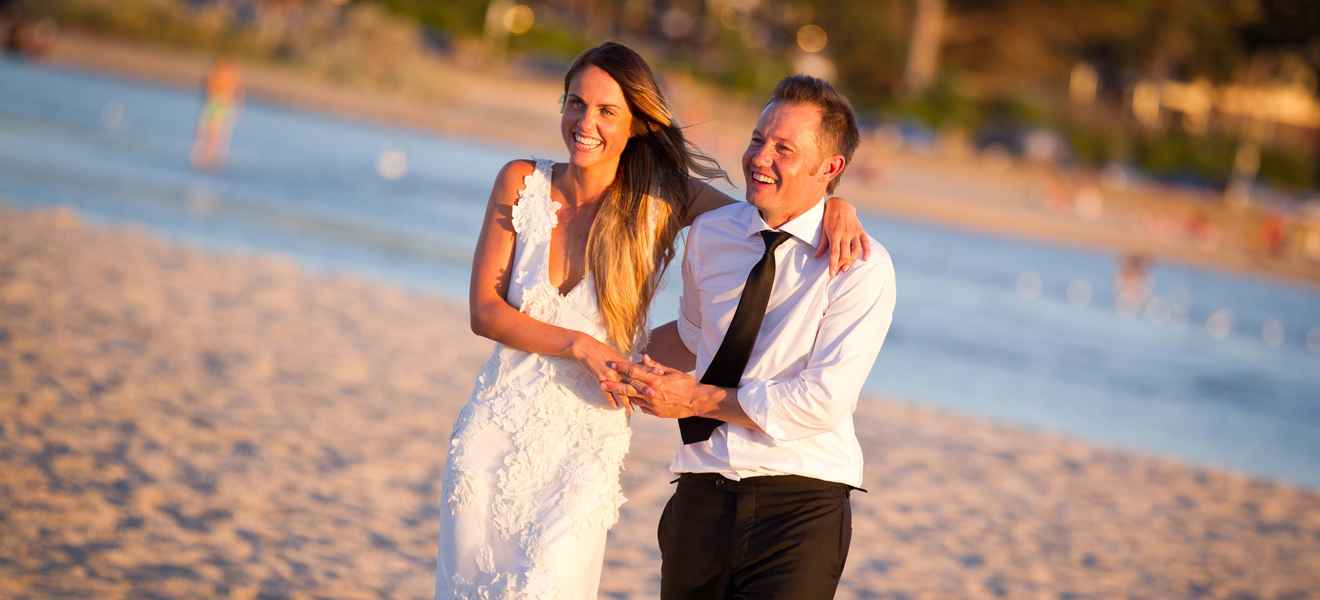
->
[673,198,896,488]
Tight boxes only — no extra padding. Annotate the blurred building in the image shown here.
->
[1132,77,1320,147]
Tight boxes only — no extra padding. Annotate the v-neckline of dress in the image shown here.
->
[545,162,593,299]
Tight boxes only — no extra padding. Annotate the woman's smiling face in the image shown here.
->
[562,65,634,170]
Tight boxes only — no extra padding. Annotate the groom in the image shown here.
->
[605,75,896,599]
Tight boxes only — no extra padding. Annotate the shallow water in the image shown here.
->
[3,56,1317,487]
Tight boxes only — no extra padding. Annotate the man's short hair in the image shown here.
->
[766,75,860,193]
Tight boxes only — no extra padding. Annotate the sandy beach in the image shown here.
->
[2,206,1317,599]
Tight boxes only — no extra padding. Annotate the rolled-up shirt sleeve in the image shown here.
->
[738,251,896,442]
[676,228,702,354]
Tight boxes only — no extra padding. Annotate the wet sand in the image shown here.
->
[2,206,1318,599]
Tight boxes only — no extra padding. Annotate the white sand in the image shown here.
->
[2,206,1317,599]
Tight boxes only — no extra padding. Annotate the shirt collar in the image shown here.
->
[745,196,827,250]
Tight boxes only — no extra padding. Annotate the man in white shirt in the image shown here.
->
[604,75,896,599]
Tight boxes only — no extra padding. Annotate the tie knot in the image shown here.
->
[760,230,792,253]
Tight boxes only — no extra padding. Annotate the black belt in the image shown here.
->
[674,472,866,493]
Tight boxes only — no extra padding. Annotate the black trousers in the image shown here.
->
[658,473,853,600]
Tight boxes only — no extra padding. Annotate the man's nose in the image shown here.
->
[750,144,773,167]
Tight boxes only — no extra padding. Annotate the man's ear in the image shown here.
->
[820,154,846,185]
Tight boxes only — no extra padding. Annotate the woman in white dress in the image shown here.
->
[435,42,869,599]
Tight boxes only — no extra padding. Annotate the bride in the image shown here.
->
[435,41,869,599]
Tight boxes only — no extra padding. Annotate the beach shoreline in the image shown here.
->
[2,205,1317,598]
[29,30,1320,289]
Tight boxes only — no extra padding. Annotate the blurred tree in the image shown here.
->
[904,0,944,96]
[1236,0,1320,187]
[373,0,487,36]
[943,0,1257,94]
[793,0,908,112]
[1238,0,1320,70]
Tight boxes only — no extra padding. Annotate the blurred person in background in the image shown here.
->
[1116,253,1152,312]
[434,42,871,599]
[190,57,242,171]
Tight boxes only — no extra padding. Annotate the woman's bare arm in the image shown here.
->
[683,178,738,226]
[469,160,632,408]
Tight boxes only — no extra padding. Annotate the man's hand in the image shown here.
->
[603,355,709,419]
[605,356,766,434]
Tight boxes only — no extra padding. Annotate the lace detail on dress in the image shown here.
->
[442,351,629,599]
[510,160,559,245]
[437,158,627,600]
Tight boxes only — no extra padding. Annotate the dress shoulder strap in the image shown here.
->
[510,159,560,241]
[533,158,554,181]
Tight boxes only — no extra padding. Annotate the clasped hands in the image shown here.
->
[601,355,709,419]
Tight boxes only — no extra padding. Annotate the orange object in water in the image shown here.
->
[205,61,241,103]
[192,60,242,170]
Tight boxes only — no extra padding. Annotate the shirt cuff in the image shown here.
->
[677,314,701,355]
[736,380,785,440]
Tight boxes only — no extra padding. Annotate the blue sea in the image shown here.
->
[3,56,1317,487]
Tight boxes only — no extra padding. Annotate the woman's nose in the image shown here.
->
[578,111,597,131]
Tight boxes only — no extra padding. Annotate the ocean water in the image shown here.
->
[3,56,1318,487]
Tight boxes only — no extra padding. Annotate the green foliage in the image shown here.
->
[975,93,1052,129]
[21,0,231,50]
[877,79,1056,134]
[1059,122,1315,190]
[1062,121,1129,166]
[507,23,592,62]
[886,75,977,130]
[1258,145,1316,190]
[678,28,793,97]
[371,0,487,36]
[1133,131,1237,186]
[796,0,907,112]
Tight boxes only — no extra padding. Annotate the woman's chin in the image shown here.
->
[567,150,607,168]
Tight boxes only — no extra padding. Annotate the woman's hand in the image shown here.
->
[568,333,634,415]
[603,355,704,419]
[819,197,871,276]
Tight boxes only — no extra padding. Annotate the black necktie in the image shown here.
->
[680,230,793,444]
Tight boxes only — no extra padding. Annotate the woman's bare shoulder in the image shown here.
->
[489,159,541,204]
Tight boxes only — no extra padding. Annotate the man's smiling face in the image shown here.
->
[741,101,834,224]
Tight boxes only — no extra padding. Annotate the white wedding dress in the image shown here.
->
[435,159,631,599]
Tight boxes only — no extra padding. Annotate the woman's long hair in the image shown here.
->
[564,42,726,353]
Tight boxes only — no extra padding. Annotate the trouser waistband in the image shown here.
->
[676,472,862,493]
